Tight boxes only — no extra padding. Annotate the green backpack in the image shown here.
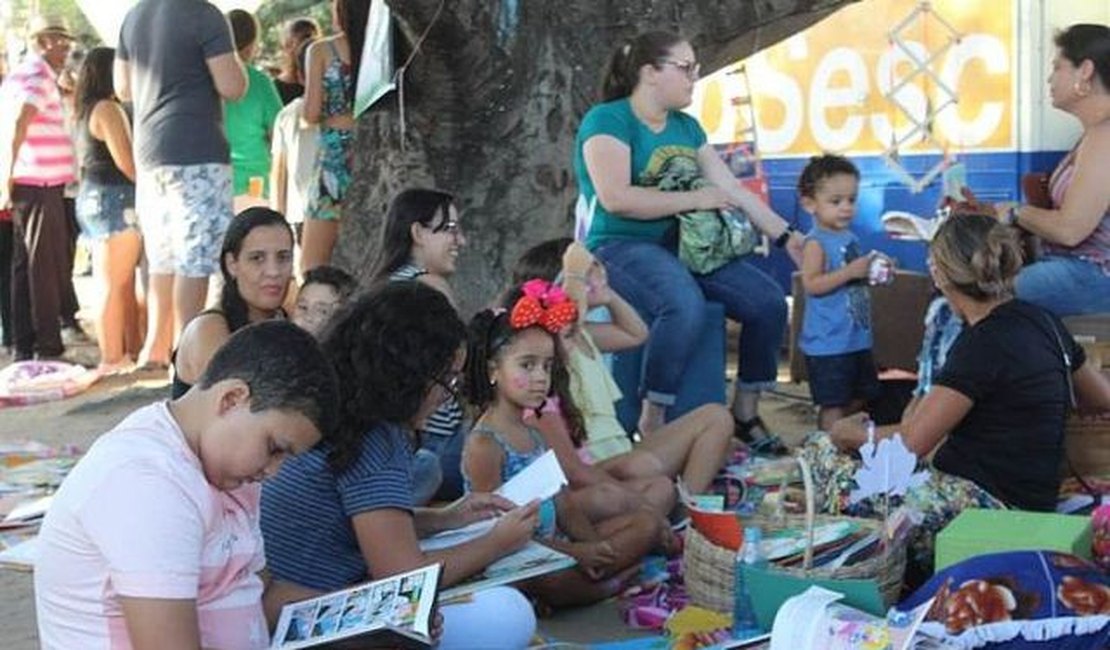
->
[677,206,759,275]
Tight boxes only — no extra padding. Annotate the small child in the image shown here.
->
[292,265,356,337]
[798,154,884,432]
[34,321,340,649]
[463,282,661,609]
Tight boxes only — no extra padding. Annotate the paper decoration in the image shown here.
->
[849,433,928,505]
[353,0,396,117]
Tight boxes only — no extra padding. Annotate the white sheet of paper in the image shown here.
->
[495,449,567,506]
[2,495,52,523]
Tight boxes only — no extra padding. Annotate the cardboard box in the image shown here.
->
[935,509,1092,571]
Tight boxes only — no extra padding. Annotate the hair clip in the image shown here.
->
[509,279,578,334]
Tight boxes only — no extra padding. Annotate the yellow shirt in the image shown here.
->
[567,333,634,461]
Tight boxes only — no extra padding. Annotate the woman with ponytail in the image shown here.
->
[171,208,294,398]
[827,214,1110,513]
[574,31,804,444]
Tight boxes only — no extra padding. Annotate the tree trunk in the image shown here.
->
[339,0,854,315]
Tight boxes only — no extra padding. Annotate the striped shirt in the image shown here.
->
[1,53,75,187]
[389,264,466,438]
[260,422,415,591]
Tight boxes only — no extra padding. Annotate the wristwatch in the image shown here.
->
[773,225,797,248]
[1003,204,1019,226]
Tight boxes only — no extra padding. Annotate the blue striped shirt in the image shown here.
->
[389,264,465,439]
[260,423,415,591]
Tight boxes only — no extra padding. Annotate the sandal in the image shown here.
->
[733,415,789,456]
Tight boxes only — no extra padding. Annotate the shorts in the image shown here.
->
[75,182,136,240]
[805,349,881,407]
[136,163,232,277]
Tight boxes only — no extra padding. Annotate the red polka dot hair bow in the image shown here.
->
[509,279,579,333]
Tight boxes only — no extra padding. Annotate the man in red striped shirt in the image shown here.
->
[0,16,78,360]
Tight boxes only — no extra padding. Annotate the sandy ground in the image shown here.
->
[0,277,816,648]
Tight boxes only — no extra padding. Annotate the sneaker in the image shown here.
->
[61,324,91,345]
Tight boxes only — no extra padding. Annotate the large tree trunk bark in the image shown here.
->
[339,0,854,315]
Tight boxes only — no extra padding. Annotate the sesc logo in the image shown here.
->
[691,0,1014,155]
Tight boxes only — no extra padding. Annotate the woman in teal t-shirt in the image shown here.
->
[573,31,805,449]
[225,10,283,198]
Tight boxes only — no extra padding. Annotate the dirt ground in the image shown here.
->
[0,277,817,648]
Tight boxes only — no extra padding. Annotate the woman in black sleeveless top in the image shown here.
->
[74,48,142,374]
[172,208,294,397]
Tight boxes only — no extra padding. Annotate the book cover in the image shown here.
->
[270,563,441,649]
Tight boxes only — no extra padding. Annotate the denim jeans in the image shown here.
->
[595,240,787,405]
[1015,255,1110,316]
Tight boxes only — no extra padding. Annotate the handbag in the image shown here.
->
[677,206,759,275]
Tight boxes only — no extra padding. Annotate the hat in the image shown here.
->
[27,15,75,41]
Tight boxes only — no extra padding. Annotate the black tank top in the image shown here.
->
[77,103,132,186]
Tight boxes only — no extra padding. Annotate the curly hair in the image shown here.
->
[320,281,465,473]
[464,285,588,446]
[797,154,860,199]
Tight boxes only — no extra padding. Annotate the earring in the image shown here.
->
[489,378,497,387]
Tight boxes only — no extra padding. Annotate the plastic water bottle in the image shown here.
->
[732,526,767,639]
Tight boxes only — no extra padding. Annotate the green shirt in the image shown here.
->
[224,65,283,196]
[574,98,708,249]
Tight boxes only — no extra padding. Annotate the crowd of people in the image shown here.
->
[0,2,1106,647]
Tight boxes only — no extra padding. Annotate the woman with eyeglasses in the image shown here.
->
[261,282,538,650]
[369,188,470,502]
[574,31,805,447]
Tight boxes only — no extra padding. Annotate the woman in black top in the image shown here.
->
[172,208,294,397]
[831,214,1110,511]
[73,48,141,374]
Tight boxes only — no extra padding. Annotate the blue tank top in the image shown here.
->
[464,424,558,538]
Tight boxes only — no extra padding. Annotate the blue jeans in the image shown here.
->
[1016,255,1110,316]
[596,240,787,404]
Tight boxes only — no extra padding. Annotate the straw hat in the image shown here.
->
[27,15,75,41]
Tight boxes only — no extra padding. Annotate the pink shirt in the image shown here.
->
[1,53,76,186]
[34,402,269,649]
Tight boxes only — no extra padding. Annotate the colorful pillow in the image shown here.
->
[897,550,1110,649]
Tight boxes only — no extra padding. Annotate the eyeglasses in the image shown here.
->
[658,59,701,80]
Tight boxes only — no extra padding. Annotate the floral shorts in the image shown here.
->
[136,163,232,277]
[797,434,1005,572]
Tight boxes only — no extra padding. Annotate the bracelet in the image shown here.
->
[772,225,796,248]
[1004,204,1019,227]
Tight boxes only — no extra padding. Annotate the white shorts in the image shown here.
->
[136,163,233,277]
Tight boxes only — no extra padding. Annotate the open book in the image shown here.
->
[881,211,942,242]
[270,564,441,649]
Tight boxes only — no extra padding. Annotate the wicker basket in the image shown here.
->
[683,456,907,614]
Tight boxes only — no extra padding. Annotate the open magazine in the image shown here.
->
[270,564,441,649]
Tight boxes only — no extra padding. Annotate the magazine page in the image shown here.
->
[271,564,440,649]
[439,541,576,600]
[496,449,567,505]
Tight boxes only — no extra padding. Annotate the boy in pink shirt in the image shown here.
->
[35,321,339,649]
